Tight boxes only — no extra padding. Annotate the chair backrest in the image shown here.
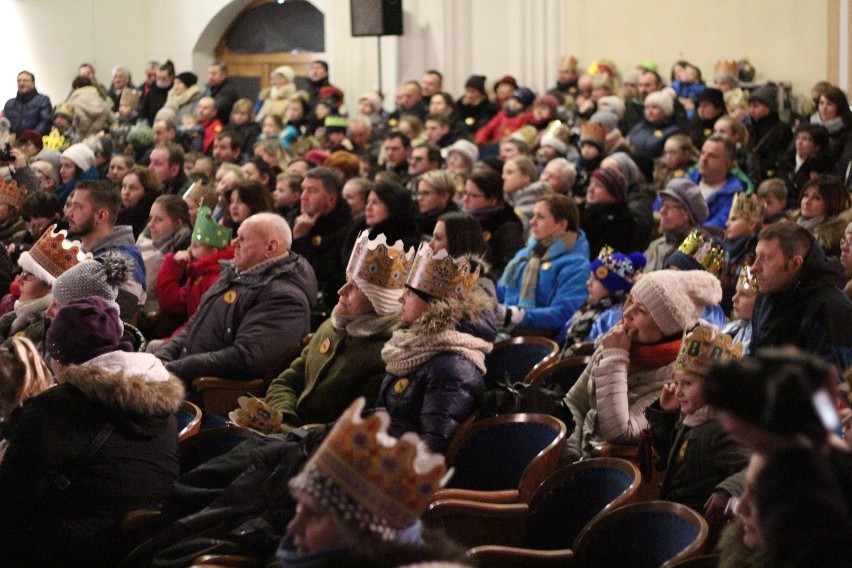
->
[178,425,264,475]
[573,501,709,568]
[484,337,559,388]
[445,414,566,499]
[524,356,590,391]
[521,458,641,550]
[176,400,203,442]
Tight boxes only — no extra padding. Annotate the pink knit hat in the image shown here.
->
[630,270,722,335]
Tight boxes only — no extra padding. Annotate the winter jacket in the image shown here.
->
[67,86,113,137]
[498,232,591,332]
[3,90,52,135]
[204,79,240,124]
[474,109,532,145]
[627,117,682,162]
[265,314,397,427]
[0,215,26,248]
[88,226,147,322]
[686,168,747,229]
[255,84,296,123]
[565,344,675,460]
[139,82,171,127]
[456,96,499,138]
[474,203,525,280]
[580,201,636,260]
[505,180,550,240]
[751,241,852,370]
[746,112,793,180]
[157,252,318,384]
[415,201,457,241]
[136,225,192,313]
[0,352,184,568]
[156,246,235,326]
[117,190,161,239]
[645,401,748,511]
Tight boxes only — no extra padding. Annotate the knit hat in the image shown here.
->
[46,297,133,366]
[359,91,383,113]
[590,167,628,203]
[596,96,625,119]
[289,398,447,541]
[590,110,620,133]
[644,91,674,117]
[590,246,646,295]
[464,75,487,94]
[606,152,645,185]
[511,87,536,108]
[748,83,778,113]
[175,72,198,88]
[193,206,232,249]
[660,178,709,225]
[61,143,95,172]
[533,94,559,116]
[629,269,722,335]
[664,229,729,277]
[17,129,43,151]
[445,139,478,167]
[52,253,131,309]
[696,88,725,111]
[324,115,348,133]
[18,224,91,285]
[494,75,518,93]
[675,324,743,377]
[580,121,606,152]
[346,230,415,315]
[304,149,329,166]
[319,86,344,108]
[270,65,295,82]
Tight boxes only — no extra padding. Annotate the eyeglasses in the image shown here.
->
[416,190,435,198]
[462,191,485,199]
[841,237,851,248]
[20,271,36,281]
[408,156,426,163]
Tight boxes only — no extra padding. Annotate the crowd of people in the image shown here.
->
[0,53,850,567]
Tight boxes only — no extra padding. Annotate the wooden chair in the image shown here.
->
[177,400,203,442]
[570,341,596,356]
[468,547,575,567]
[524,356,591,391]
[178,425,264,475]
[571,500,709,568]
[190,555,264,567]
[483,336,559,388]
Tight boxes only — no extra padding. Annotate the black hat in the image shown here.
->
[748,83,779,114]
[176,72,198,88]
[697,87,725,110]
[464,75,487,94]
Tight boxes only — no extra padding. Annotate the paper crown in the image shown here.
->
[289,398,447,541]
[676,324,743,377]
[580,121,606,146]
[736,264,759,293]
[590,246,646,294]
[324,115,348,131]
[728,191,763,223]
[509,125,537,148]
[183,180,210,204]
[42,128,68,151]
[192,206,231,249]
[676,230,728,277]
[714,59,740,78]
[406,243,479,301]
[0,178,27,210]
[54,100,75,119]
[540,120,571,152]
[346,230,414,290]
[18,224,92,285]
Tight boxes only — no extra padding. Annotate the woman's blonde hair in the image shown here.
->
[0,337,53,419]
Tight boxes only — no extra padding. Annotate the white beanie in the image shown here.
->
[644,90,674,118]
[597,95,625,119]
[354,275,403,316]
[271,65,295,82]
[61,143,95,172]
[444,139,478,167]
[630,270,722,335]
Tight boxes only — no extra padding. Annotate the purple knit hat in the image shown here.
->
[46,297,133,365]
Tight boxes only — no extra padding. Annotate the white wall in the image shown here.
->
[0,0,840,112]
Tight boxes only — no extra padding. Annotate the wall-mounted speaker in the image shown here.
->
[351,0,403,37]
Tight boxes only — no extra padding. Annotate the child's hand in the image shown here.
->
[174,250,190,263]
[659,382,680,412]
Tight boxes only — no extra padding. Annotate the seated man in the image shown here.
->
[156,213,317,386]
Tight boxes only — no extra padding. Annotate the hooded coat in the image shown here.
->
[0,352,184,568]
[67,85,114,137]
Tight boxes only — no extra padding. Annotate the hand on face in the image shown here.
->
[600,323,636,351]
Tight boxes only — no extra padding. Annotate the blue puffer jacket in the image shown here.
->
[686,169,747,229]
[3,91,52,135]
[498,231,591,332]
[627,118,682,161]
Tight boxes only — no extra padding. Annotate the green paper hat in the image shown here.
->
[192,206,232,249]
[324,115,348,132]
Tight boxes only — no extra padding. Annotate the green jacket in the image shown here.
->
[265,313,397,427]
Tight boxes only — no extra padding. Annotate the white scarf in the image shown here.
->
[381,328,492,375]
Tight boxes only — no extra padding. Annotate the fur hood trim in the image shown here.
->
[813,213,850,252]
[409,288,495,336]
[63,363,185,417]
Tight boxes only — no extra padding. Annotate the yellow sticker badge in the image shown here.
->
[541,261,553,271]
[482,231,492,242]
[653,129,663,138]
[319,337,331,354]
[393,378,410,394]
[223,290,237,304]
[311,235,323,247]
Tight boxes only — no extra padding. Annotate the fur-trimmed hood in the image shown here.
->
[408,288,497,340]
[63,352,185,418]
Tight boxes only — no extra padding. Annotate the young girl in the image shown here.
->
[645,324,749,527]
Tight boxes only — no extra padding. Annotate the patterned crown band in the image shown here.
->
[19,224,92,285]
[676,324,744,377]
[0,178,27,210]
[346,230,415,290]
[736,264,759,293]
[677,230,728,277]
[728,191,763,223]
[406,243,479,300]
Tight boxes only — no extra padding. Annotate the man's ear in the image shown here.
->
[790,254,805,271]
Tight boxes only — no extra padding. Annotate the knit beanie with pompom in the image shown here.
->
[629,270,722,335]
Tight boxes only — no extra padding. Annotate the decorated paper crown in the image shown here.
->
[289,398,447,541]
[18,224,92,285]
[675,230,728,277]
[42,128,68,151]
[590,246,646,295]
[676,324,744,377]
[183,180,210,204]
[346,230,414,290]
[714,59,740,78]
[736,264,759,293]
[54,100,75,119]
[728,191,763,223]
[0,178,27,210]
[580,121,606,147]
[406,243,479,301]
[192,206,231,249]
[540,120,571,153]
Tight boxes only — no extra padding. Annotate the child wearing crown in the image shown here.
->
[720,191,763,315]
[645,324,749,531]
[721,266,759,354]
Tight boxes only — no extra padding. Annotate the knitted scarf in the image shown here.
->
[810,112,845,135]
[382,328,492,375]
[796,214,824,232]
[513,231,576,309]
[628,335,682,369]
[562,296,616,349]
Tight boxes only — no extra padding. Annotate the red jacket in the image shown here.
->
[201,118,224,153]
[474,109,532,145]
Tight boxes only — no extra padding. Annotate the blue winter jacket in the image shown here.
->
[686,169,746,229]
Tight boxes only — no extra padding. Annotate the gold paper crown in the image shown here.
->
[542,120,571,147]
[346,230,415,290]
[714,59,740,78]
[736,264,759,293]
[677,230,728,277]
[292,398,447,538]
[406,243,479,300]
[728,191,763,223]
[42,128,67,151]
[0,178,27,210]
[19,224,92,285]
[676,324,743,377]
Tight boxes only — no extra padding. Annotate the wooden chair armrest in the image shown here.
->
[468,545,575,567]
[425,500,528,548]
[193,377,265,392]
[190,554,264,567]
[431,488,519,504]
[192,377,266,417]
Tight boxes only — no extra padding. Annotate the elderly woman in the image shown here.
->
[498,193,590,336]
[256,66,297,124]
[375,244,497,454]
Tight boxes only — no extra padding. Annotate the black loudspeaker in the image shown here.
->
[351,0,403,36]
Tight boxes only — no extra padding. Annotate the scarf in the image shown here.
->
[382,328,492,375]
[331,309,398,339]
[682,403,714,428]
[153,226,191,255]
[796,214,825,232]
[810,112,845,135]
[512,231,577,309]
[563,296,617,349]
[629,335,682,369]
[164,84,201,113]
